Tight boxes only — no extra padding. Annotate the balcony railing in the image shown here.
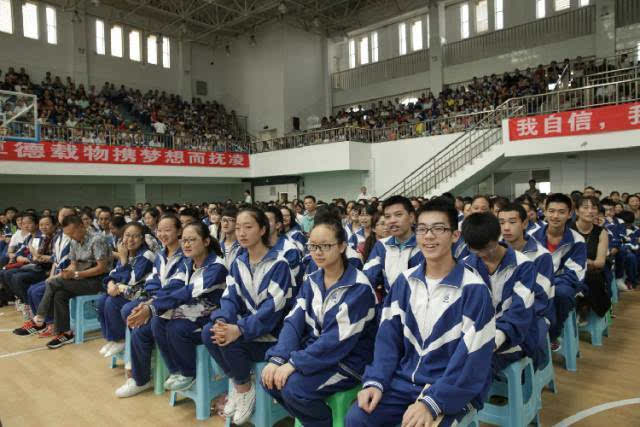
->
[332,48,430,90]
[443,6,595,66]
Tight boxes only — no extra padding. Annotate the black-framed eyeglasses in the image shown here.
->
[415,225,452,236]
[306,243,339,252]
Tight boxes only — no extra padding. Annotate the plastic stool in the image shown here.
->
[534,335,557,413]
[294,385,361,427]
[69,294,102,344]
[153,347,170,395]
[610,276,619,304]
[478,358,540,427]
[225,362,289,427]
[168,345,227,420]
[559,309,580,372]
[110,328,132,369]
[579,310,608,346]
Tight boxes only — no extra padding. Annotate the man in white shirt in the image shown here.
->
[152,120,167,134]
[244,190,253,204]
[356,186,369,202]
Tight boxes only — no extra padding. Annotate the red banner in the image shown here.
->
[0,141,249,168]
[508,102,640,141]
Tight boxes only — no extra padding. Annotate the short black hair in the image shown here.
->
[20,212,38,224]
[471,195,493,209]
[221,205,239,219]
[179,207,200,221]
[492,196,510,212]
[545,193,573,210]
[110,215,127,229]
[461,213,501,250]
[600,197,615,207]
[61,215,83,228]
[498,203,527,222]
[529,179,536,184]
[416,197,458,230]
[382,195,415,215]
[617,210,635,224]
[264,206,284,226]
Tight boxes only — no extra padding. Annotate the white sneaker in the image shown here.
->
[223,386,237,418]
[164,374,180,390]
[167,375,195,391]
[115,377,152,398]
[232,384,256,425]
[617,278,628,292]
[99,342,113,356]
[104,341,126,358]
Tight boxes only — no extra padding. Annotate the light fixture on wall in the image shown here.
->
[225,44,231,56]
[249,34,257,46]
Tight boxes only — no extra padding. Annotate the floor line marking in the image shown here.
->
[0,347,47,359]
[553,398,640,426]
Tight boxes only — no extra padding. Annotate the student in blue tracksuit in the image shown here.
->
[617,210,640,289]
[345,204,362,243]
[532,193,587,351]
[281,206,307,254]
[97,222,156,358]
[149,221,228,392]
[265,207,304,288]
[363,195,423,297]
[499,203,555,368]
[14,208,75,336]
[0,212,40,293]
[462,213,537,374]
[303,244,363,281]
[261,209,377,427]
[202,207,294,426]
[220,205,241,270]
[346,199,495,427]
[349,205,376,254]
[115,214,187,398]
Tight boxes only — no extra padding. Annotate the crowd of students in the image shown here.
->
[0,66,247,152]
[0,185,637,426]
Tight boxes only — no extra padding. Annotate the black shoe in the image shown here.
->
[46,332,75,349]
[13,320,46,336]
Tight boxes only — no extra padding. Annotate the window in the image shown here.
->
[536,0,546,18]
[579,0,590,5]
[0,0,13,34]
[46,7,57,44]
[348,39,356,68]
[371,32,379,62]
[162,36,170,68]
[22,2,38,40]
[495,0,504,30]
[555,0,570,11]
[425,16,430,48]
[460,3,469,39]
[411,20,423,51]
[360,36,369,65]
[637,41,640,63]
[399,23,407,55]
[96,20,105,55]
[111,25,123,57]
[476,0,488,33]
[129,30,141,61]
[147,35,157,64]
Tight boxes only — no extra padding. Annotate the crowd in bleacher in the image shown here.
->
[0,182,636,425]
[0,66,247,152]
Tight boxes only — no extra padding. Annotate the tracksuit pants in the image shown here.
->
[28,281,52,323]
[151,316,206,378]
[120,299,156,386]
[550,285,576,342]
[97,294,129,341]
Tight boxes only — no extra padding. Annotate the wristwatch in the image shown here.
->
[74,271,80,280]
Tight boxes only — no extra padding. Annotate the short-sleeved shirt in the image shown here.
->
[69,230,113,272]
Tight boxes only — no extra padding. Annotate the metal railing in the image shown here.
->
[251,110,495,153]
[332,48,430,90]
[584,65,640,86]
[379,76,640,199]
[332,87,430,115]
[443,6,595,67]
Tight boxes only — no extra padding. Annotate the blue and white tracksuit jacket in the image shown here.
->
[267,263,377,379]
[603,218,624,251]
[621,226,640,252]
[273,234,304,287]
[286,225,308,254]
[149,253,227,323]
[363,235,424,294]
[348,227,366,250]
[452,237,470,261]
[465,246,537,369]
[143,247,187,299]
[221,237,242,270]
[526,220,546,237]
[361,261,495,419]
[51,231,71,274]
[211,247,294,342]
[303,246,363,281]
[14,232,43,259]
[104,245,156,300]
[532,224,587,298]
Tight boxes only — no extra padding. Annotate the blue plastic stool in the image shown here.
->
[224,362,290,427]
[294,385,361,427]
[610,276,619,304]
[153,347,170,395]
[110,328,131,369]
[478,358,540,427]
[534,335,558,413]
[559,309,580,372]
[579,310,608,346]
[457,409,480,427]
[69,294,102,344]
[169,345,227,420]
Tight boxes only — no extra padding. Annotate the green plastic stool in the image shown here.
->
[153,347,170,395]
[294,386,361,427]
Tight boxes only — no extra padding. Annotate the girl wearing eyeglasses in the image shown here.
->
[201,207,293,425]
[261,207,377,427]
[97,222,156,359]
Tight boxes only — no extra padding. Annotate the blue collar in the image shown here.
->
[408,260,466,288]
[162,246,183,259]
[184,251,219,271]
[537,223,575,247]
[388,234,417,249]
[237,244,280,266]
[310,263,359,294]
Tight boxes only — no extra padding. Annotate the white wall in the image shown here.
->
[616,24,640,52]
[254,183,298,203]
[301,171,368,202]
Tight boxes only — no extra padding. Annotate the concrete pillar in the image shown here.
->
[594,0,616,58]
[70,9,89,87]
[134,183,146,204]
[429,2,444,94]
[178,39,193,101]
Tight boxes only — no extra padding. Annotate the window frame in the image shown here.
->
[359,36,369,65]
[371,31,379,63]
[22,1,39,40]
[460,2,470,39]
[536,0,546,19]
[476,0,489,34]
[110,25,123,58]
[129,29,141,62]
[162,36,171,69]
[96,19,106,55]
[0,0,13,34]
[411,19,423,51]
[45,6,57,45]
[147,35,158,65]
[554,0,571,12]
[398,22,407,55]
[495,0,504,30]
